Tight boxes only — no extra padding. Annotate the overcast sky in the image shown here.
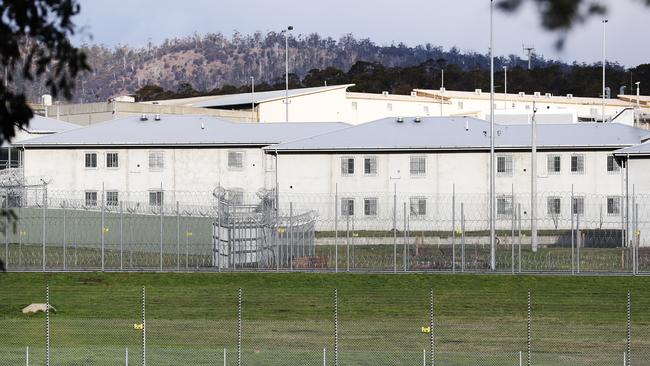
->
[73,0,649,67]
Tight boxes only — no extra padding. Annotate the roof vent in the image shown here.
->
[396,116,404,123]
[410,91,417,97]
[382,91,389,97]
[475,89,482,95]
[534,92,541,97]
[201,122,205,130]
[465,120,469,131]
[566,94,573,99]
[518,92,525,97]
[154,114,161,121]
[140,114,148,121]
[413,116,421,123]
[545,93,552,98]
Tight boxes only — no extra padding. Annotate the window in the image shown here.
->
[607,196,621,216]
[547,155,561,175]
[364,156,377,175]
[106,191,119,206]
[228,189,244,205]
[607,156,620,173]
[572,197,585,215]
[410,197,427,217]
[386,103,393,111]
[351,101,358,110]
[547,197,561,216]
[149,151,165,170]
[228,151,244,170]
[497,196,513,218]
[341,198,355,216]
[85,191,98,206]
[106,152,119,168]
[84,152,97,168]
[570,154,585,174]
[496,155,513,176]
[149,191,164,206]
[410,155,426,176]
[341,157,355,176]
[364,198,378,216]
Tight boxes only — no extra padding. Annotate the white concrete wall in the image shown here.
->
[628,157,650,194]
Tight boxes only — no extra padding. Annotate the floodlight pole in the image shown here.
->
[285,26,293,122]
[489,0,496,271]
[531,102,538,252]
[503,66,507,109]
[602,19,608,123]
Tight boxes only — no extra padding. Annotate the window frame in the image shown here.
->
[105,152,119,169]
[547,154,561,175]
[106,191,119,207]
[363,197,378,216]
[84,152,98,169]
[409,155,427,177]
[149,190,164,207]
[340,156,355,176]
[363,156,377,176]
[496,195,513,218]
[409,197,427,218]
[496,154,513,177]
[570,154,585,175]
[227,150,245,170]
[546,196,562,217]
[572,196,585,216]
[606,155,621,174]
[607,196,621,216]
[340,198,355,217]
[148,150,165,171]
[84,191,98,207]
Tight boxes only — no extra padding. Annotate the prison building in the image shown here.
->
[15,114,348,206]
[264,116,650,230]
[614,141,650,195]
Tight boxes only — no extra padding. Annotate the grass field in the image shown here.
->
[1,273,649,365]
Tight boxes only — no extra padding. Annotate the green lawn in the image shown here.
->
[0,273,649,365]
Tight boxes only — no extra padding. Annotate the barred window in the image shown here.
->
[84,152,97,168]
[547,155,561,174]
[572,197,585,215]
[341,198,355,216]
[409,197,427,217]
[85,191,98,206]
[497,195,513,218]
[106,191,119,206]
[364,156,377,175]
[149,191,164,206]
[410,155,426,176]
[571,154,585,174]
[364,198,378,216]
[547,197,561,216]
[149,151,165,170]
[106,152,119,168]
[607,196,621,216]
[228,151,244,169]
[496,155,513,176]
[341,157,355,175]
[607,156,620,173]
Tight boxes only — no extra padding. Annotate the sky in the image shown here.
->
[73,0,650,67]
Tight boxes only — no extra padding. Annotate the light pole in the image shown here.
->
[503,66,508,109]
[284,25,293,122]
[440,69,444,117]
[636,82,641,107]
[489,0,496,270]
[601,19,608,122]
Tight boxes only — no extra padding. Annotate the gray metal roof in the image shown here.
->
[191,84,353,108]
[22,115,79,133]
[613,141,650,156]
[16,115,349,147]
[264,116,650,152]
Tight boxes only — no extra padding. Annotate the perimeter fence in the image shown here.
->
[1,186,649,273]
[0,285,647,366]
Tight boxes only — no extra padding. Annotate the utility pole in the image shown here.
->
[284,26,293,122]
[440,69,445,117]
[489,0,496,270]
[503,66,508,109]
[531,102,538,252]
[523,45,535,70]
[602,19,608,123]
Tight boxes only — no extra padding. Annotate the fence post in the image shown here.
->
[25,346,29,366]
[4,194,8,270]
[430,288,435,366]
[527,288,531,366]
[626,291,631,366]
[42,184,47,271]
[290,202,294,271]
[323,348,327,366]
[159,184,164,272]
[577,210,581,274]
[351,215,355,270]
[217,196,221,271]
[141,286,146,366]
[125,347,128,366]
[334,185,338,273]
[393,184,397,273]
[452,184,456,273]
[334,288,339,366]
[63,202,67,271]
[101,183,105,271]
[402,202,408,272]
[345,210,350,272]
[238,288,242,366]
[223,348,226,366]
[511,194,515,275]
[45,285,50,366]
[518,204,522,273]
[176,201,180,272]
[571,185,575,275]
[461,203,465,272]
[119,201,123,271]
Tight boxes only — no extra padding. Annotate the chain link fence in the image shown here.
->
[1,186,648,273]
[0,284,647,365]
